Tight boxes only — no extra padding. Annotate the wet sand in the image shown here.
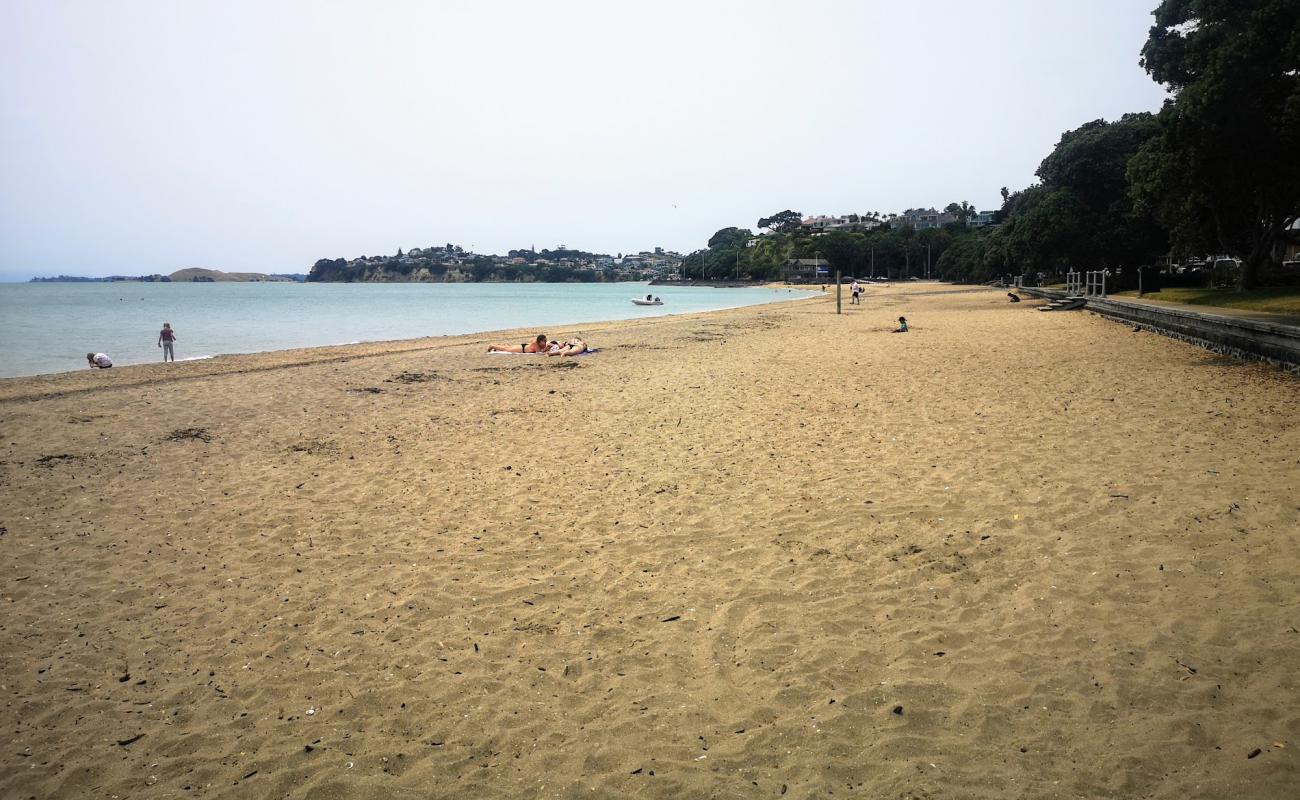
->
[1,284,1297,798]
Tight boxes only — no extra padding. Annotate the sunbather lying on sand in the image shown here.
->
[547,337,588,356]
[487,334,548,354]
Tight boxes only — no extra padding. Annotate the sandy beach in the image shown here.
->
[1,283,1296,799]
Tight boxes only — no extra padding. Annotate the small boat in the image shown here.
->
[631,297,663,306]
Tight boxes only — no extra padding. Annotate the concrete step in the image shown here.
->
[1039,298,1088,312]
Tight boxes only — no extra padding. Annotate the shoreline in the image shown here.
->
[2,283,1296,798]
[0,295,823,403]
[0,283,818,383]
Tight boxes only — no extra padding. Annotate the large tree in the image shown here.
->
[697,228,755,280]
[1038,113,1169,269]
[706,227,753,250]
[757,210,803,233]
[1131,0,1300,288]
[944,201,976,225]
[814,230,864,277]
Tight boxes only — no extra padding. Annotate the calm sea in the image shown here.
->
[0,281,813,378]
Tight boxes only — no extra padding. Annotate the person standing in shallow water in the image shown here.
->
[158,322,177,362]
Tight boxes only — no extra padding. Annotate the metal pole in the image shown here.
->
[836,270,842,314]
[871,247,875,277]
[926,244,931,279]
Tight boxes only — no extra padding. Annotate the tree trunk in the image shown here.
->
[1238,253,1260,291]
[1240,217,1285,292]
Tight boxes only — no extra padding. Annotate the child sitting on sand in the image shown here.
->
[892,317,909,333]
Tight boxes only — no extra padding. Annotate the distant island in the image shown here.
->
[168,267,302,282]
[31,268,307,283]
[307,244,683,283]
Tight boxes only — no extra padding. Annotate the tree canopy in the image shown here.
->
[757,210,803,233]
[944,202,976,225]
[1130,0,1300,287]
[682,5,1299,291]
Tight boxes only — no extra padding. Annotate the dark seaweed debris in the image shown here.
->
[165,427,212,443]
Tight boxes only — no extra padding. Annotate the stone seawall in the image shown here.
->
[1022,288,1300,373]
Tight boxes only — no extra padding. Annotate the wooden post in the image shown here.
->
[835,270,842,314]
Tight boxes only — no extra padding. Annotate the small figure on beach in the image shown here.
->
[86,352,113,368]
[158,322,177,361]
[547,337,588,357]
[1007,292,1021,303]
[892,316,909,333]
[487,334,548,354]
[851,281,861,305]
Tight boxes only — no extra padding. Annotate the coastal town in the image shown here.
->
[302,206,1003,283]
[306,244,688,283]
[27,207,1012,285]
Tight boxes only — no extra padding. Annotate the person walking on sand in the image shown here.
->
[487,334,548,353]
[158,322,177,362]
[86,352,113,368]
[851,280,861,305]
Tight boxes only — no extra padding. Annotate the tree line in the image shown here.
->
[307,256,607,283]
[691,2,1297,290]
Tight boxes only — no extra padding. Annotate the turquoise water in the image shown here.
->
[0,282,813,378]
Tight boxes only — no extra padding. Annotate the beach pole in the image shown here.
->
[836,270,842,314]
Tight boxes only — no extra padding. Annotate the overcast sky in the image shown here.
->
[0,0,1169,280]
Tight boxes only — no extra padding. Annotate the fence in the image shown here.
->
[1084,270,1107,298]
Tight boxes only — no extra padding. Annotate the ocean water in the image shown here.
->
[0,281,814,378]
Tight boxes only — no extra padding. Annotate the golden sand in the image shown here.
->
[1,284,1297,798]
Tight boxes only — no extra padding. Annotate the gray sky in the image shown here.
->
[0,0,1168,280]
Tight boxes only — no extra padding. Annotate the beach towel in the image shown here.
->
[486,348,599,356]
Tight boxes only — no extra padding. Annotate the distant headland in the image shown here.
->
[30,268,307,283]
[307,244,683,283]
